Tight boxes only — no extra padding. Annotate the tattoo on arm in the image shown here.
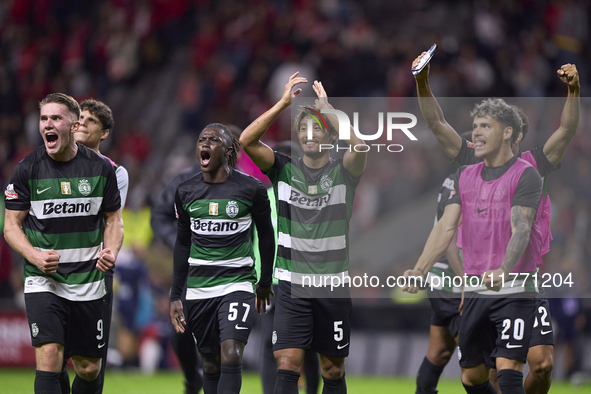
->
[500,206,536,274]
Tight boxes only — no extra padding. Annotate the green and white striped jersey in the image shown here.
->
[5,144,121,301]
[174,169,271,300]
[265,152,360,284]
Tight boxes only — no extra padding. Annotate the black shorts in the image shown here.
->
[458,294,535,369]
[428,290,461,338]
[25,292,108,359]
[529,298,554,347]
[187,291,255,354]
[272,280,352,358]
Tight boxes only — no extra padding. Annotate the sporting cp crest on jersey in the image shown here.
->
[78,179,92,196]
[209,202,219,216]
[31,323,39,338]
[226,201,239,218]
[61,182,71,195]
[320,174,333,192]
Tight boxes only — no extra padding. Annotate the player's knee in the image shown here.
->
[75,361,101,381]
[220,340,244,365]
[531,357,553,378]
[428,349,453,366]
[275,353,303,373]
[201,354,221,374]
[35,343,64,371]
[321,364,344,380]
[461,367,489,386]
[320,358,345,380]
[36,343,62,359]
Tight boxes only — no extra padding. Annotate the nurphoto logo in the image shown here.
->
[306,108,418,152]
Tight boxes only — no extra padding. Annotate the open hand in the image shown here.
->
[255,284,274,315]
[280,72,308,107]
[170,300,186,333]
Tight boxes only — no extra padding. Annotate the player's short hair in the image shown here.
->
[470,98,523,145]
[203,123,242,168]
[293,106,337,136]
[80,99,115,132]
[510,105,529,143]
[39,93,80,121]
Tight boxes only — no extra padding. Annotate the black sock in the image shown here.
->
[59,366,70,394]
[217,363,242,394]
[71,375,100,394]
[203,372,220,394]
[416,357,444,394]
[35,370,61,394]
[274,369,300,394]
[171,328,203,394]
[497,369,524,394]
[462,380,497,394]
[321,373,346,394]
[304,350,320,394]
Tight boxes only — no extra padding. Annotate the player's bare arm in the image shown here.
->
[4,209,60,274]
[240,72,308,172]
[402,203,461,293]
[482,205,536,291]
[97,209,124,272]
[542,64,580,166]
[312,80,367,177]
[412,51,462,159]
[446,230,463,278]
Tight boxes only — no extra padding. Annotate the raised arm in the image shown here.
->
[240,72,308,172]
[412,53,462,159]
[312,80,367,177]
[542,64,580,167]
[402,203,462,293]
[4,209,60,274]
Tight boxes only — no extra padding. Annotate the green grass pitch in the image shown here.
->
[1,369,590,393]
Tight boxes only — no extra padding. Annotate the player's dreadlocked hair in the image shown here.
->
[204,123,241,168]
[470,98,523,145]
